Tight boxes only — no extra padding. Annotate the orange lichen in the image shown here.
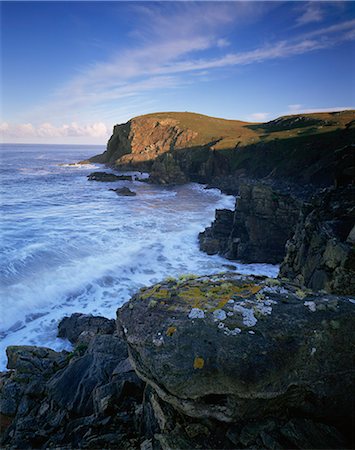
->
[193,357,205,369]
[166,326,177,336]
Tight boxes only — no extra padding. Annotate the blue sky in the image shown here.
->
[1,1,354,144]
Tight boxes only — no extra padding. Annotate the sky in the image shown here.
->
[1,1,354,144]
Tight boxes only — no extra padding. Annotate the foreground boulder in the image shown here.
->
[87,171,133,182]
[1,279,354,449]
[280,185,355,294]
[118,274,354,430]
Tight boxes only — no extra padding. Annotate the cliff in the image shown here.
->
[1,275,354,449]
[280,186,355,294]
[88,110,355,188]
[199,182,303,264]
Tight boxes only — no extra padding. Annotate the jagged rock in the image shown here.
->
[110,187,137,196]
[6,345,68,375]
[87,171,132,182]
[199,209,234,255]
[280,186,355,294]
[199,183,302,263]
[149,153,188,185]
[118,273,355,428]
[1,328,144,448]
[58,313,115,344]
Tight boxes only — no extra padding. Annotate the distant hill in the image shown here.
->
[88,110,355,188]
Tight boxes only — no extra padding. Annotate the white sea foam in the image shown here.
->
[0,144,278,370]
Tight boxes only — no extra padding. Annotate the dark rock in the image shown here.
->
[118,273,355,428]
[149,153,188,185]
[280,418,346,449]
[58,313,115,344]
[199,209,234,255]
[199,182,302,263]
[6,345,68,375]
[48,334,128,416]
[280,185,355,294]
[87,171,132,182]
[110,187,137,196]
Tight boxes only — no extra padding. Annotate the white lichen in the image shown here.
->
[304,301,316,312]
[152,336,164,347]
[188,308,205,319]
[233,304,257,327]
[213,309,227,321]
[224,327,241,336]
[310,347,316,356]
[261,286,289,295]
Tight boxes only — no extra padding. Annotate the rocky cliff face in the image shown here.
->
[90,115,198,168]
[88,110,355,188]
[1,275,354,449]
[199,182,303,264]
[280,186,355,294]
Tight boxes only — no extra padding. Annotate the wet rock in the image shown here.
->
[58,313,115,344]
[118,274,355,426]
[280,185,355,294]
[87,171,133,182]
[110,187,137,196]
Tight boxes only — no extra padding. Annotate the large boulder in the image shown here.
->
[280,186,355,294]
[117,274,355,427]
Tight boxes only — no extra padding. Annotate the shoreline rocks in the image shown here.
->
[88,171,133,182]
[280,185,355,294]
[199,182,302,264]
[1,277,354,449]
[109,187,137,196]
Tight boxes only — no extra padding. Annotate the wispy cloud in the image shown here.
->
[296,2,324,26]
[287,105,354,115]
[8,2,355,139]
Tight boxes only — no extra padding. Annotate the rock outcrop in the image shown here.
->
[87,172,133,182]
[0,314,144,449]
[110,187,137,196]
[200,182,303,264]
[280,186,355,294]
[1,278,354,449]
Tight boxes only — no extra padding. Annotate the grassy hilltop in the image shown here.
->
[90,110,354,187]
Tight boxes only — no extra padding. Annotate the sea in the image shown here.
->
[0,144,278,370]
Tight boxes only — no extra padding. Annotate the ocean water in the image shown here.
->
[0,144,278,370]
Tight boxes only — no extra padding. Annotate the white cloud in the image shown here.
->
[0,121,109,143]
[216,38,230,48]
[248,112,270,121]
